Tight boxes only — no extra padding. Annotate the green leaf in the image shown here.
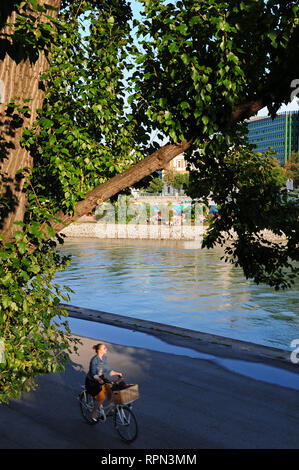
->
[23,299,29,315]
[169,129,177,142]
[180,101,190,110]
[168,42,179,54]
[181,53,191,65]
[189,16,201,27]
[46,225,56,238]
[39,117,54,129]
[17,241,28,254]
[268,32,277,47]
[14,231,24,243]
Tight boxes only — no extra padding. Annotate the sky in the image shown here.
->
[258,98,299,117]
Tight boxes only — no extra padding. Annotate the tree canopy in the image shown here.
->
[0,0,298,402]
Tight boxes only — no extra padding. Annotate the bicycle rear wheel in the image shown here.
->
[114,405,138,443]
[79,390,97,425]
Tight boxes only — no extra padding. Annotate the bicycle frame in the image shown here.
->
[115,403,133,424]
[79,386,138,443]
[79,386,134,419]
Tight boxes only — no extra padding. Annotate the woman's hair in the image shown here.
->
[93,343,105,352]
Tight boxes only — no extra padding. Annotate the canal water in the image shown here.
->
[54,237,299,351]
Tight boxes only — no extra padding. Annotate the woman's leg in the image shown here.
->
[92,400,102,420]
[92,388,106,420]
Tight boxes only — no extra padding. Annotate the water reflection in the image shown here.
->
[67,317,299,392]
[54,238,299,350]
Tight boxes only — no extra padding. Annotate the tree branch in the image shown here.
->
[47,98,267,236]
[46,138,193,234]
[231,99,265,122]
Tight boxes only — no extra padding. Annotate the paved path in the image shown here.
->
[1,332,299,450]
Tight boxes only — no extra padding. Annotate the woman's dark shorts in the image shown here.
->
[85,375,102,398]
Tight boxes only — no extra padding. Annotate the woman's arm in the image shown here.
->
[102,355,122,377]
[110,370,122,377]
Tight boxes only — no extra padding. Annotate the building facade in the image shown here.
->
[246,111,299,165]
[166,153,188,173]
[162,153,188,196]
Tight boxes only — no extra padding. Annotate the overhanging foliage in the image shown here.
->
[0,0,298,402]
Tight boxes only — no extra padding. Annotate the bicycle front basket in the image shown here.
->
[112,384,139,405]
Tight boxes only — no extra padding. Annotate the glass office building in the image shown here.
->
[246,111,299,165]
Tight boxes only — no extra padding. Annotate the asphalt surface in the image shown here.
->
[1,329,299,451]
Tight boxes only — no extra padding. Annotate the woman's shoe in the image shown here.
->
[97,405,106,422]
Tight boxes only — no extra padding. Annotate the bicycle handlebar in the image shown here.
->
[100,374,124,384]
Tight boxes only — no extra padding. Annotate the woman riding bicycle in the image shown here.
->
[85,343,122,422]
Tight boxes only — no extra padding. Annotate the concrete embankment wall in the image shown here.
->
[60,222,204,240]
[63,303,291,363]
[60,221,287,244]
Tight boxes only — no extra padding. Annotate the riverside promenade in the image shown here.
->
[1,304,299,451]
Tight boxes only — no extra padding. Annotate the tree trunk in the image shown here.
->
[0,1,60,241]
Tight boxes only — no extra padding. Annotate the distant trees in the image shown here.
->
[146,176,165,193]
[162,170,190,193]
[283,152,299,188]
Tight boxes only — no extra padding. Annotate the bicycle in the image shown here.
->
[78,377,138,443]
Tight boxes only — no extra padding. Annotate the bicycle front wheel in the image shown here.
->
[114,405,138,443]
[79,390,97,425]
